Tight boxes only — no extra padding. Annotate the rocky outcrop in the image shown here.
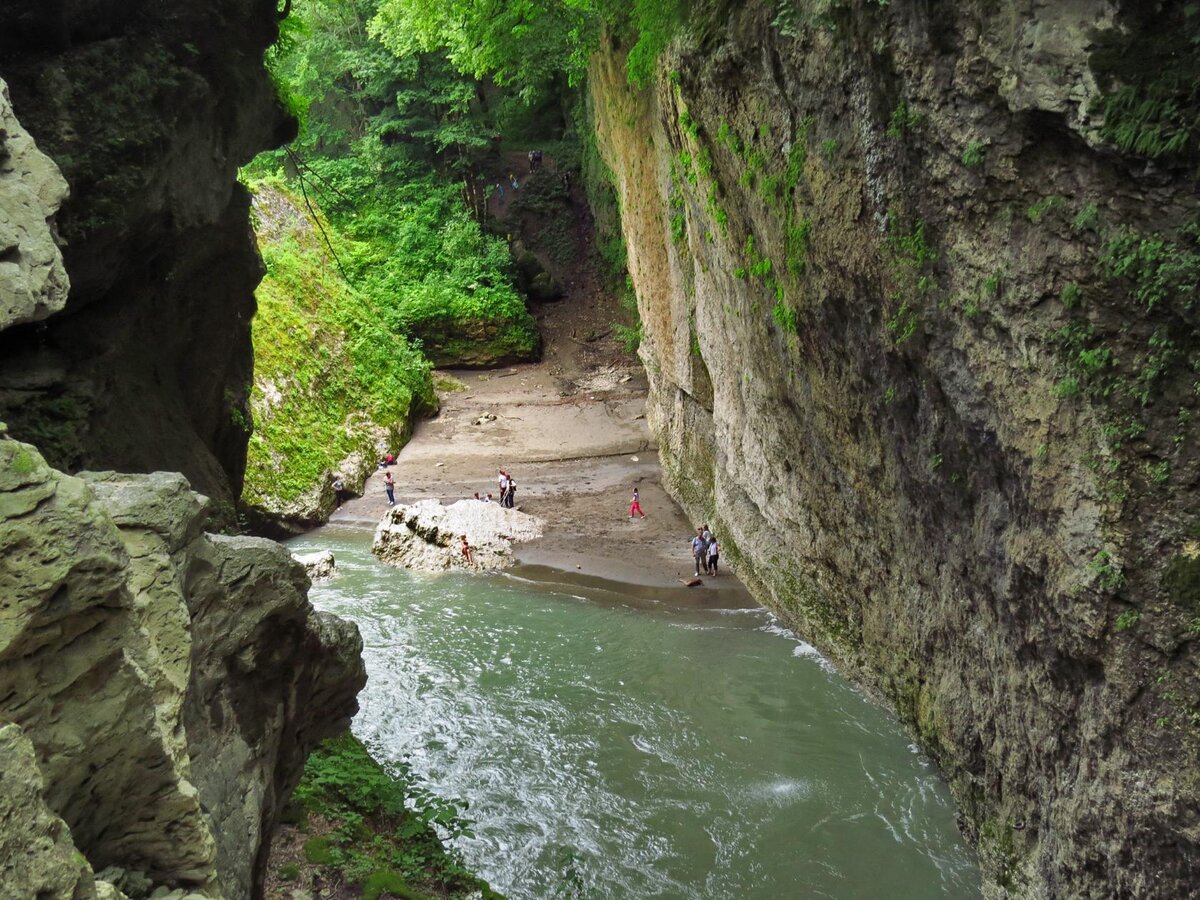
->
[591,1,1199,896]
[294,549,337,581]
[0,0,295,509]
[0,430,366,898]
[374,498,543,571]
[0,78,69,331]
[0,723,97,898]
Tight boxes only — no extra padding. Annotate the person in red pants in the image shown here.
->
[629,486,646,519]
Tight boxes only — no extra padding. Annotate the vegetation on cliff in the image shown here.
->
[268,732,501,899]
[242,176,435,518]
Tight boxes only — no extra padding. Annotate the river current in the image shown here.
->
[289,528,980,899]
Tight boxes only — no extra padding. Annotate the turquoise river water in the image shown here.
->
[289,528,981,899]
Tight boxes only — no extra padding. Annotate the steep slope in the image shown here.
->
[590,1,1199,895]
[241,179,435,532]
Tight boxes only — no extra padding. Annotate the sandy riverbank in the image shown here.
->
[327,296,754,607]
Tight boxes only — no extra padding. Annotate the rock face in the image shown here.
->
[590,2,1199,896]
[374,499,544,571]
[0,723,96,898]
[0,78,69,331]
[294,549,337,581]
[0,0,294,508]
[0,431,366,898]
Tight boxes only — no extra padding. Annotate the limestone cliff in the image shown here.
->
[0,432,366,898]
[591,1,1199,895]
[0,0,295,509]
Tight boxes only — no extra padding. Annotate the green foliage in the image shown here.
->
[1026,195,1063,224]
[886,101,922,138]
[1089,550,1126,591]
[884,211,938,344]
[1114,609,1141,631]
[772,297,799,335]
[371,0,688,94]
[820,138,839,161]
[1060,282,1083,308]
[289,733,494,897]
[244,179,436,508]
[671,211,687,244]
[1072,202,1099,233]
[785,220,812,277]
[961,141,986,167]
[1089,4,1200,159]
[1099,224,1200,311]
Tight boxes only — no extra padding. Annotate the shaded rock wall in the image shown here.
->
[0,431,365,897]
[0,0,295,508]
[591,1,1199,895]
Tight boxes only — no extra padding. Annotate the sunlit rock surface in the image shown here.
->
[373,498,543,571]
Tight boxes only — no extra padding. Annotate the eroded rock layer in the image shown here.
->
[0,0,295,507]
[591,2,1199,895]
[0,431,366,898]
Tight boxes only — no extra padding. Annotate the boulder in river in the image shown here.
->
[294,549,336,581]
[372,499,543,572]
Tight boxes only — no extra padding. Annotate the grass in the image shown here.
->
[272,732,501,899]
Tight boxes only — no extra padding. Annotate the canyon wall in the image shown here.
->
[0,0,295,509]
[0,433,366,898]
[0,7,368,892]
[591,1,1199,895]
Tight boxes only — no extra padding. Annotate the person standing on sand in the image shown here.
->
[630,486,645,519]
[383,471,396,506]
[707,536,720,576]
[461,535,473,565]
[504,478,516,508]
[498,469,510,505]
[691,528,707,578]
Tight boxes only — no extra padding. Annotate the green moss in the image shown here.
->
[303,837,337,866]
[10,448,37,476]
[361,871,422,900]
[277,863,302,882]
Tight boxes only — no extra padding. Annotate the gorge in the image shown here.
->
[1,1,1198,898]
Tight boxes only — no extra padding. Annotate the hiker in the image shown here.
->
[707,536,720,576]
[691,528,707,578]
[629,486,645,519]
[509,172,519,190]
[461,535,473,565]
[383,471,396,506]
[504,478,516,508]
[495,181,505,199]
[700,520,710,578]
[332,476,346,508]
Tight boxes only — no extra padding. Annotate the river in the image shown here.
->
[289,528,981,899]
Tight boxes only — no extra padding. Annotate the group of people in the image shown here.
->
[690,525,720,578]
[471,469,518,507]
